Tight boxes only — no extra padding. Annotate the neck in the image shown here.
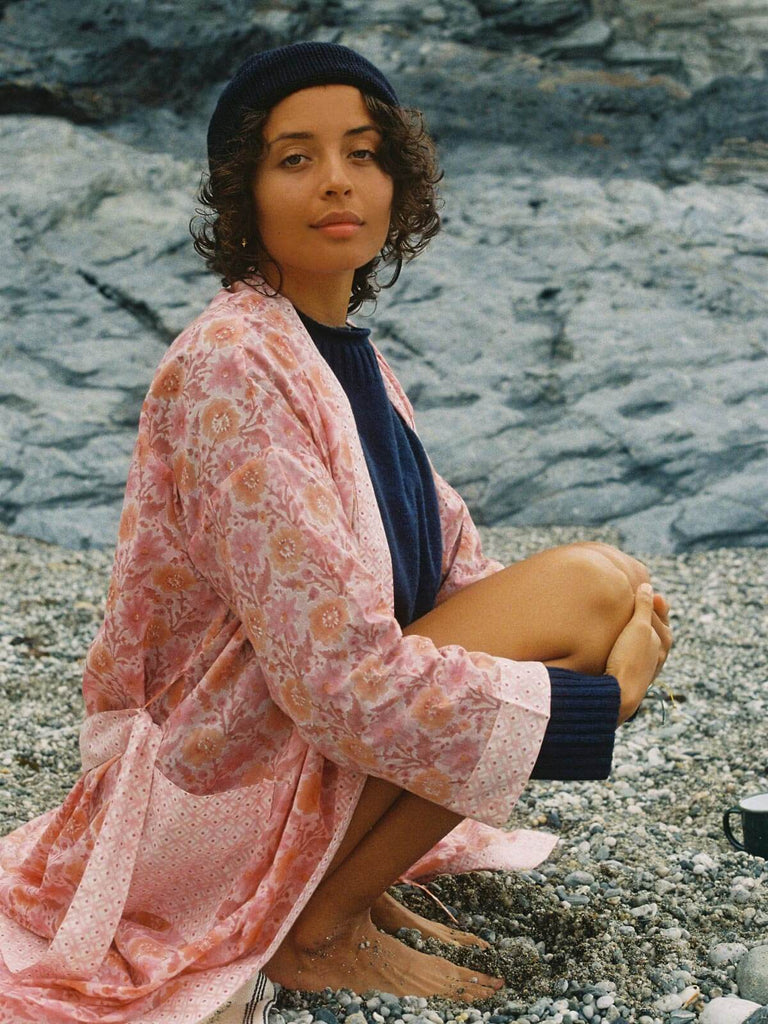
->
[262,265,354,328]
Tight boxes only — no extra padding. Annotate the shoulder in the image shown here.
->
[144,282,349,455]
[169,282,304,367]
[149,280,327,403]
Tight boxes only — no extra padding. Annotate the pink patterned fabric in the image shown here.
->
[0,280,554,1023]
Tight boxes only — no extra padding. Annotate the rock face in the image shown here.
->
[1,0,767,552]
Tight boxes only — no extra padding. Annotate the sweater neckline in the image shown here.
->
[296,308,371,347]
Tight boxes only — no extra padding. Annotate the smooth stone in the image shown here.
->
[744,1009,768,1024]
[700,998,762,1024]
[738,948,768,1005]
[630,903,658,919]
[656,994,684,1012]
[566,893,591,906]
[313,1011,340,1024]
[546,18,613,56]
[346,1013,368,1024]
[603,41,683,72]
[564,871,596,886]
[710,944,750,968]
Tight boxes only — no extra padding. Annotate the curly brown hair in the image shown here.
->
[190,94,443,314]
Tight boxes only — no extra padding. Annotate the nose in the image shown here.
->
[321,155,353,196]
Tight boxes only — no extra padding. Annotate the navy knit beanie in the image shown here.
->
[207,41,400,169]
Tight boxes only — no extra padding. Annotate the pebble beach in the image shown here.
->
[1,523,766,1024]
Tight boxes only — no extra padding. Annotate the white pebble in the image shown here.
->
[709,943,748,967]
[654,994,683,1012]
[699,997,761,1024]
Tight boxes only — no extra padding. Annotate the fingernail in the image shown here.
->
[639,582,653,595]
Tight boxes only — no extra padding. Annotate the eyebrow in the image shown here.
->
[266,124,382,148]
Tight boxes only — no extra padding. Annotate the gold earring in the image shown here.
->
[241,237,247,248]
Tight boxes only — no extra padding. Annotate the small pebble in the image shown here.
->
[312,1012,338,1024]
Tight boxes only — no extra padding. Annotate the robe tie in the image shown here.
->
[18,709,162,979]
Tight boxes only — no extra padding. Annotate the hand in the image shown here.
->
[607,583,672,724]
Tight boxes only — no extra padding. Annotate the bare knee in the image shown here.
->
[551,545,635,674]
[569,542,650,592]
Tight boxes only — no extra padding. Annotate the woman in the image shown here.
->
[0,42,671,1024]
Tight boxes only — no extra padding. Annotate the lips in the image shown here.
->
[312,211,363,227]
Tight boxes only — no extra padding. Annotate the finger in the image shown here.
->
[634,582,655,619]
[651,611,673,652]
[653,592,670,623]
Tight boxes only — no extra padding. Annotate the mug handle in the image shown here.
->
[723,807,746,850]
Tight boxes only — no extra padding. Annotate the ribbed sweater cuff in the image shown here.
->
[530,667,621,781]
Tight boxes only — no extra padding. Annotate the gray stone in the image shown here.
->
[564,870,595,886]
[700,998,763,1024]
[545,18,613,57]
[604,41,684,73]
[345,1014,368,1024]
[655,993,684,1012]
[708,942,753,966]
[472,0,585,27]
[744,1010,768,1024]
[738,948,768,1006]
[1,2,767,552]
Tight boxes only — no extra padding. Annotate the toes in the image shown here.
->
[449,929,489,950]
[453,977,504,1001]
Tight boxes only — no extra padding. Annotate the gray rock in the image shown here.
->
[709,945,750,969]
[345,1014,368,1024]
[655,992,684,1012]
[1,3,768,553]
[545,18,613,57]
[604,41,683,74]
[744,1009,768,1024]
[738,948,768,1006]
[564,870,596,886]
[700,998,763,1024]
[472,0,585,27]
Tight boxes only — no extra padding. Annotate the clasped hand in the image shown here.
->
[607,584,673,725]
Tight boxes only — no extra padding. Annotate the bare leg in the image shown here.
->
[321,778,488,949]
[266,542,654,998]
[265,783,502,999]
[407,542,639,673]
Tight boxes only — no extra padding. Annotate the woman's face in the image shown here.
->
[251,85,394,295]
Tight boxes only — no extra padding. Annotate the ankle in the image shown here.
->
[290,908,368,954]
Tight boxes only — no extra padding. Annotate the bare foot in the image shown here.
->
[265,911,503,1002]
[371,891,490,950]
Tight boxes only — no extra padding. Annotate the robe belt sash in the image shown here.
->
[15,709,161,980]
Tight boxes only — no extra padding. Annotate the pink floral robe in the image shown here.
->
[0,281,556,1023]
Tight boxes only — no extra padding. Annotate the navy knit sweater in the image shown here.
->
[300,310,620,781]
